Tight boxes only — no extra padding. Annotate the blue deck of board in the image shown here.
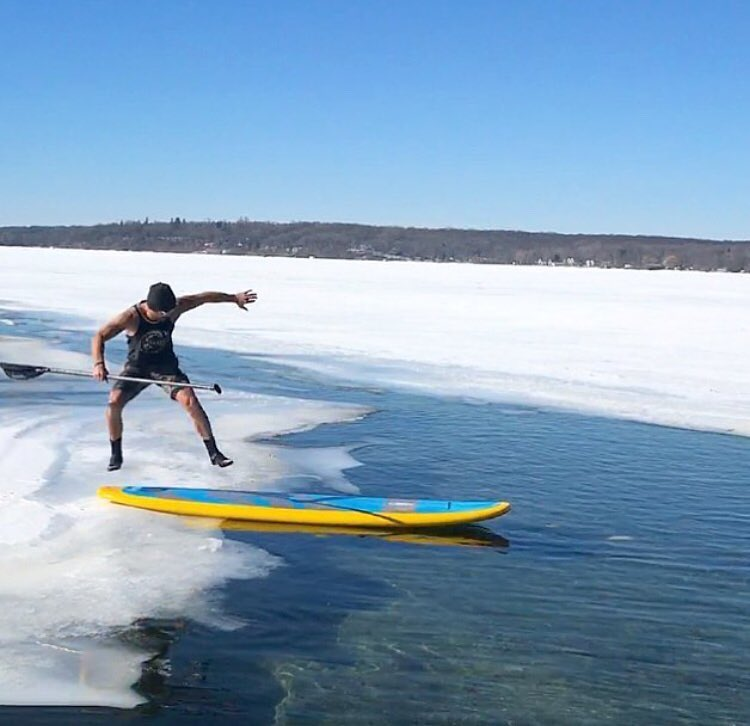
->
[122,487,500,514]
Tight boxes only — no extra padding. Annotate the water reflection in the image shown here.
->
[215,519,510,550]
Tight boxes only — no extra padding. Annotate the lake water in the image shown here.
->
[1,308,749,724]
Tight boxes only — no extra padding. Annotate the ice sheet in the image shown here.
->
[1,246,748,434]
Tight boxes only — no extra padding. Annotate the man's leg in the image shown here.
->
[106,389,128,471]
[174,387,233,467]
[106,375,148,471]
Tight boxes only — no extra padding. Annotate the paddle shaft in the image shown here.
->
[1,363,222,394]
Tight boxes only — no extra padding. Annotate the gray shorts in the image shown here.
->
[112,366,191,403]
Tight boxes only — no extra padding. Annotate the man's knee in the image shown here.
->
[108,391,126,411]
[176,389,201,411]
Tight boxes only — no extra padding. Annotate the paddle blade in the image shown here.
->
[0,363,48,380]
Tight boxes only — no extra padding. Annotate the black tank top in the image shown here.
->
[126,302,179,370]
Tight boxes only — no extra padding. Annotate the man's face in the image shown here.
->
[145,304,171,319]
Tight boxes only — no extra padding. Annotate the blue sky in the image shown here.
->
[0,0,748,239]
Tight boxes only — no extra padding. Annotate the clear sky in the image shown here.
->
[0,0,748,239]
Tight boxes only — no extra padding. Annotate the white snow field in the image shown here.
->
[3,246,748,435]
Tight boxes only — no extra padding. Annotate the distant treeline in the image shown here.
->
[1,219,749,271]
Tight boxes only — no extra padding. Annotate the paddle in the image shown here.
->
[0,362,222,394]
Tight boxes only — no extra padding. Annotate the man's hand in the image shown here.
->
[235,289,258,310]
[93,361,109,381]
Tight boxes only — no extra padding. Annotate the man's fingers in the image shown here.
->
[237,289,258,307]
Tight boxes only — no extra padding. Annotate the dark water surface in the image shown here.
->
[1,309,749,724]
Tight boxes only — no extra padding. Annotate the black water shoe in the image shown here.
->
[210,451,234,468]
[108,439,123,471]
[204,436,233,467]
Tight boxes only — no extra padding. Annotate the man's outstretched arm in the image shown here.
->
[172,290,258,318]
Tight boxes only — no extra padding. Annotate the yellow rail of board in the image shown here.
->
[97,487,511,529]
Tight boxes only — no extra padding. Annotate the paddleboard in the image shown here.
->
[97,486,511,528]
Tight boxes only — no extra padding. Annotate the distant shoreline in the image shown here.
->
[2,219,749,272]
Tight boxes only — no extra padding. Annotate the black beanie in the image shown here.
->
[147,282,177,312]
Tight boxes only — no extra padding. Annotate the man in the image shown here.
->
[92,282,257,471]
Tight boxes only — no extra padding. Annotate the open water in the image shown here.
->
[1,308,748,724]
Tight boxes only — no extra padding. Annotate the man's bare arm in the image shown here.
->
[91,308,134,380]
[172,290,258,319]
